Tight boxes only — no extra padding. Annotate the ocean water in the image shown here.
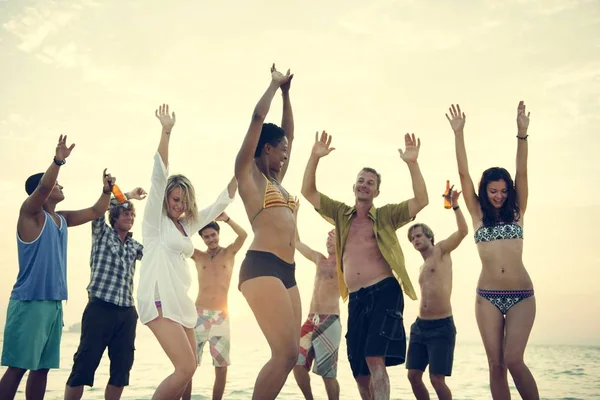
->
[1,328,599,400]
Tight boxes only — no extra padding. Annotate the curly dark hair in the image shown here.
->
[478,167,520,226]
[254,123,285,158]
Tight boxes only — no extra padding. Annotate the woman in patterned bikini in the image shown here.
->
[447,101,539,400]
[234,64,299,400]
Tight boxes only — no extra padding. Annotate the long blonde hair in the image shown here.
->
[163,174,198,224]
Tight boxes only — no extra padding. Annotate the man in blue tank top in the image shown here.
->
[0,135,115,400]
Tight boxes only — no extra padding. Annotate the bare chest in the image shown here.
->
[345,218,378,251]
[418,257,452,285]
[197,256,233,279]
[316,263,337,280]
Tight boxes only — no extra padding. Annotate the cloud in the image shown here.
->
[2,1,89,53]
[336,3,508,52]
[2,1,152,97]
[543,62,600,89]
[0,113,35,142]
[542,62,600,124]
[516,0,595,15]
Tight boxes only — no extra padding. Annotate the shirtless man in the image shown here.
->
[293,202,341,400]
[301,131,429,400]
[406,188,468,400]
[181,212,247,400]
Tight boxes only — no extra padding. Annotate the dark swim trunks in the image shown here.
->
[406,316,456,376]
[346,277,406,377]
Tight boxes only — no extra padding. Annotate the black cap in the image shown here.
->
[25,173,45,195]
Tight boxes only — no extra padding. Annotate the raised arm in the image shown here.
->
[20,135,75,218]
[446,104,480,218]
[278,73,294,182]
[293,201,322,264]
[226,176,238,199]
[125,187,148,202]
[515,101,530,216]
[301,131,335,210]
[155,104,176,167]
[217,212,248,254]
[234,64,291,180]
[60,169,113,227]
[106,186,148,210]
[399,133,429,218]
[439,189,469,254]
[143,105,175,234]
[188,185,235,234]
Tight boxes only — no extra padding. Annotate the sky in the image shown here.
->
[0,0,599,346]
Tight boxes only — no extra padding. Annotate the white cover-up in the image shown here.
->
[137,152,234,328]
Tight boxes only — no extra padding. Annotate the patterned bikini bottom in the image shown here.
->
[476,288,534,315]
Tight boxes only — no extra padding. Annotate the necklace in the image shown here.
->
[208,248,223,260]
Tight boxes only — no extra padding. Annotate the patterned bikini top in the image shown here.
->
[474,222,523,243]
[250,174,297,223]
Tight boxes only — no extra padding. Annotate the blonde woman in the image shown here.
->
[138,104,237,399]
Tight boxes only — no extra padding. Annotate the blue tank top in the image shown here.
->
[11,211,68,301]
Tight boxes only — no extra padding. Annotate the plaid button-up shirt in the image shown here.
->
[87,215,143,307]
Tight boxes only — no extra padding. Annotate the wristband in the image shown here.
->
[452,206,460,210]
[516,135,528,141]
[53,157,66,166]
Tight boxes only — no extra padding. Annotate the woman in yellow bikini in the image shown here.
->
[234,64,299,400]
[447,101,539,400]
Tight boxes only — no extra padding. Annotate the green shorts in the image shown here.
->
[1,299,63,370]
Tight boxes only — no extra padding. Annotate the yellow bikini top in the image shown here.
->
[251,174,297,223]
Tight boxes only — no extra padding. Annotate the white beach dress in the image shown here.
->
[137,152,234,328]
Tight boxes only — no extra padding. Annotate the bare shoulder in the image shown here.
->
[239,163,261,191]
[17,209,47,242]
[316,254,333,268]
[433,244,449,261]
[239,163,265,210]
[223,248,238,264]
[434,244,454,266]
[192,249,207,262]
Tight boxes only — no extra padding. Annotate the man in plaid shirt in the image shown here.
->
[64,186,147,400]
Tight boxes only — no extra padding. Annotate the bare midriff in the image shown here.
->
[343,216,393,293]
[476,238,532,290]
[418,253,453,319]
[308,257,340,315]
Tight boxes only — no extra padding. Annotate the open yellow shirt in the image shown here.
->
[316,192,418,302]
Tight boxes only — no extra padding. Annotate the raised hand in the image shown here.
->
[55,135,75,162]
[155,104,176,131]
[443,183,455,201]
[445,104,466,133]
[311,131,335,158]
[398,133,421,163]
[215,212,229,222]
[516,100,530,133]
[102,169,114,193]
[271,63,293,88]
[451,189,462,207]
[129,187,147,200]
